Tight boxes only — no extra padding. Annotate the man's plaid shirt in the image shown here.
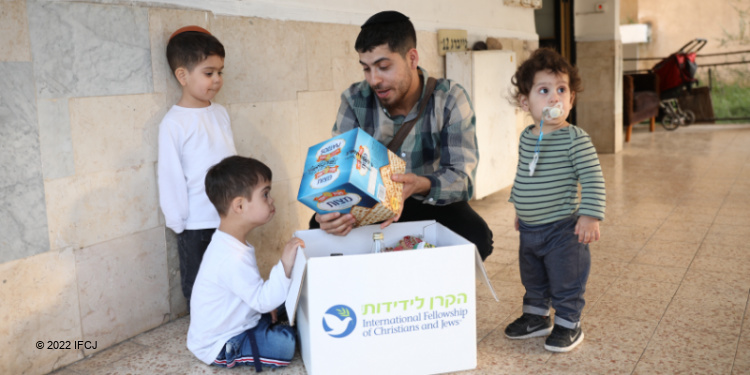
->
[332,67,478,206]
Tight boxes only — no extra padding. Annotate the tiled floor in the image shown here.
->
[52,124,750,374]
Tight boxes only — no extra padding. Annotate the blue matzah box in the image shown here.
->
[298,128,390,215]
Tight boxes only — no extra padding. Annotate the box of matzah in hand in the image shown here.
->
[298,128,405,227]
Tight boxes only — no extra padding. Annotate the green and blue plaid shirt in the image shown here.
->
[332,67,478,206]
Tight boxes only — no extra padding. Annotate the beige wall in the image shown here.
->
[576,40,624,153]
[0,1,537,374]
[575,0,621,42]
[630,0,748,75]
[574,0,624,153]
[620,0,638,24]
[127,0,538,40]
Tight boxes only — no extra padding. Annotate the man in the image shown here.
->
[310,10,493,260]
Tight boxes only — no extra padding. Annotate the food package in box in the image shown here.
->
[297,128,405,227]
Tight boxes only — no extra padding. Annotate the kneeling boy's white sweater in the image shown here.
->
[187,230,292,364]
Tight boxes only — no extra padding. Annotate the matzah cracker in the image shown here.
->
[379,165,394,210]
[350,205,371,225]
[385,150,406,211]
[359,202,396,227]
[387,149,406,174]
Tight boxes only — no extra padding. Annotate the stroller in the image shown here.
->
[652,38,706,130]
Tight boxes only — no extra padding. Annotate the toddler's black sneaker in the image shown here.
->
[504,313,553,339]
[544,324,584,352]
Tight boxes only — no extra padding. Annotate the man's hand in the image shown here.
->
[574,215,600,244]
[315,212,356,236]
[281,237,305,278]
[379,173,431,229]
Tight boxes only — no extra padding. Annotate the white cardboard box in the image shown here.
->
[285,221,497,375]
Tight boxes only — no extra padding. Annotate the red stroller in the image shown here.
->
[652,38,706,129]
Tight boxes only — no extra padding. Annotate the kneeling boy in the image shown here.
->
[188,156,304,370]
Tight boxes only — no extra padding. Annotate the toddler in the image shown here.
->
[505,48,606,352]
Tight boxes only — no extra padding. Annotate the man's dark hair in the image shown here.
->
[166,31,225,74]
[355,11,416,55]
[205,156,272,216]
[511,48,583,106]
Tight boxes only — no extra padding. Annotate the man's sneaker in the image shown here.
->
[504,313,553,339]
[544,325,584,352]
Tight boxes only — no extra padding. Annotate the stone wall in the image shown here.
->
[627,0,748,76]
[0,1,537,374]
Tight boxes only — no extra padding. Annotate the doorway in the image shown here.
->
[534,0,577,122]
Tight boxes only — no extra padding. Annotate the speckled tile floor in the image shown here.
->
[51,124,750,374]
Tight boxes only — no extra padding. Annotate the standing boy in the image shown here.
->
[188,156,302,370]
[158,26,236,307]
[505,48,606,352]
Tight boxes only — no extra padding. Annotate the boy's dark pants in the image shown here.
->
[518,213,590,329]
[308,197,494,260]
[177,228,216,307]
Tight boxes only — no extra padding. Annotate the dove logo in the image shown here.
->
[322,305,357,338]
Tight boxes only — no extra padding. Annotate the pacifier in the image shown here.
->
[542,102,564,121]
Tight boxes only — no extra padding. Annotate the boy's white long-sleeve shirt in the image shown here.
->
[187,230,292,365]
[157,103,236,233]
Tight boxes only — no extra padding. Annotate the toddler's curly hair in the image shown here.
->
[511,48,583,106]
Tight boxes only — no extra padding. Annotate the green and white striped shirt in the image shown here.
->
[509,124,606,225]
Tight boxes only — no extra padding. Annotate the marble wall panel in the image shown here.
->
[165,227,187,319]
[0,249,82,375]
[75,227,170,355]
[0,62,50,263]
[148,8,212,105]
[416,30,445,79]
[27,0,152,98]
[299,22,334,92]
[229,100,302,182]
[502,38,538,66]
[69,93,164,175]
[247,178,303,277]
[0,0,32,61]
[289,176,311,230]
[37,98,75,180]
[578,102,617,149]
[298,21,360,92]
[576,39,621,154]
[578,39,618,61]
[579,65,616,101]
[1,62,41,194]
[0,181,51,263]
[45,164,160,250]
[297,90,340,164]
[213,16,308,104]
[332,56,369,98]
[576,94,619,153]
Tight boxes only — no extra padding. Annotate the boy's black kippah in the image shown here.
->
[361,10,409,28]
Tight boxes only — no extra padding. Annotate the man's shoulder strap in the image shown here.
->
[387,77,438,153]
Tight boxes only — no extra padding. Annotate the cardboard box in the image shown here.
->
[297,128,405,227]
[285,221,497,375]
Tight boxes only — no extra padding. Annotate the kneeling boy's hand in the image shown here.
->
[575,216,600,244]
[281,237,305,278]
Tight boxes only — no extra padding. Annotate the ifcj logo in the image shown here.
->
[322,305,357,338]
